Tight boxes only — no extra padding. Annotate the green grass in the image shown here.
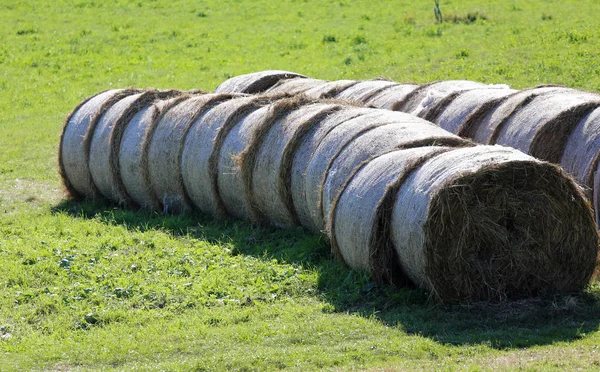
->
[2,0,600,370]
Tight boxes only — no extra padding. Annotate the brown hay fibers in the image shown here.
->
[364,84,419,110]
[251,98,343,227]
[266,78,329,95]
[303,109,421,233]
[147,94,233,214]
[321,119,472,229]
[302,80,359,99]
[334,80,398,102]
[492,91,600,163]
[291,107,375,233]
[470,86,570,144]
[398,80,487,115]
[434,87,516,135]
[59,88,140,199]
[181,95,267,218]
[214,70,306,94]
[89,90,181,204]
[391,145,600,302]
[331,146,453,282]
[119,94,192,210]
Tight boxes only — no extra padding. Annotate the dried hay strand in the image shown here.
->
[119,94,193,210]
[330,146,453,284]
[266,78,329,95]
[469,86,569,144]
[493,91,600,163]
[334,80,398,102]
[147,93,235,214]
[391,146,600,302]
[249,97,343,227]
[302,80,359,99]
[214,70,306,94]
[433,87,516,135]
[88,90,182,205]
[364,84,419,110]
[321,120,472,227]
[291,107,375,233]
[303,109,425,233]
[398,80,488,115]
[59,88,141,199]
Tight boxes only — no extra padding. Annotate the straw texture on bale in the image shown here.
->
[266,78,328,95]
[391,146,599,302]
[364,84,419,110]
[148,94,234,213]
[291,107,375,232]
[119,94,192,210]
[331,146,453,284]
[89,90,182,205]
[492,92,600,163]
[398,80,487,115]
[302,80,359,99]
[59,88,141,199]
[181,95,273,218]
[334,80,398,102]
[214,70,306,94]
[250,97,343,227]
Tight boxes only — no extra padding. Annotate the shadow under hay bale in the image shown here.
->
[214,70,306,94]
[392,146,600,302]
[363,83,419,110]
[60,88,141,199]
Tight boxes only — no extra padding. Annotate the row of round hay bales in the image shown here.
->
[60,87,600,302]
[216,71,600,224]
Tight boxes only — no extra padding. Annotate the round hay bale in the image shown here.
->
[266,78,329,95]
[214,70,306,94]
[251,98,343,227]
[147,94,235,214]
[119,94,192,210]
[302,80,359,99]
[391,145,600,302]
[398,80,487,115]
[433,87,516,135]
[88,90,182,204]
[334,80,398,102]
[291,107,375,232]
[364,84,419,110]
[561,107,600,201]
[181,95,269,218]
[321,120,471,227]
[331,146,453,284]
[59,88,141,199]
[469,86,569,144]
[492,91,600,163]
[303,109,427,233]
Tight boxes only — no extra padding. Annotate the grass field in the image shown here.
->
[2,0,600,370]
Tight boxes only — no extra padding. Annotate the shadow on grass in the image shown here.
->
[52,199,600,349]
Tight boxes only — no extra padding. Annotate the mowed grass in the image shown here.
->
[2,0,600,370]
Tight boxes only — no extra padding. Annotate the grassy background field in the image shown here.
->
[2,0,600,370]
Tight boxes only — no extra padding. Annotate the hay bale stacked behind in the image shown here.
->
[334,80,398,102]
[303,80,359,99]
[266,78,329,95]
[214,70,306,94]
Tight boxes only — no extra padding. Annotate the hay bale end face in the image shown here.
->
[214,70,306,94]
[392,146,600,302]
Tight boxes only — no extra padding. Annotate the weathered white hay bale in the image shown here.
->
[334,80,398,102]
[59,88,140,199]
[181,95,268,218]
[399,80,487,115]
[266,78,329,95]
[433,87,516,135]
[89,90,182,204]
[391,145,599,302]
[303,109,430,233]
[119,94,192,210]
[364,84,419,110]
[321,120,471,227]
[250,97,343,227]
[148,94,234,214]
[214,70,306,94]
[491,91,600,163]
[291,107,375,232]
[302,80,359,99]
[469,86,569,144]
[331,146,453,284]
